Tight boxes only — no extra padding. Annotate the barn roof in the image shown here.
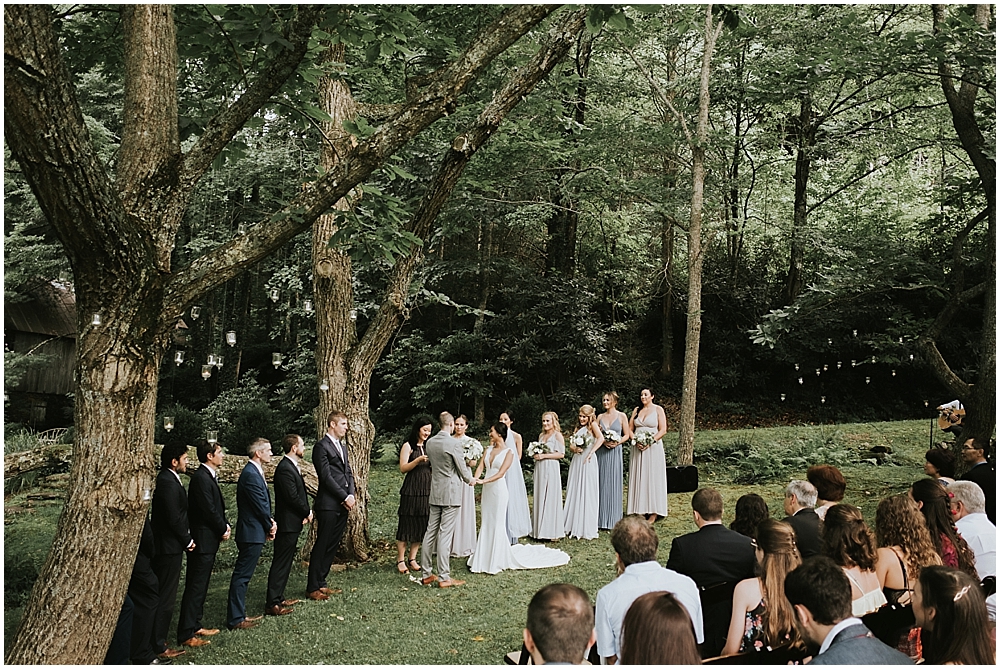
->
[4,279,77,338]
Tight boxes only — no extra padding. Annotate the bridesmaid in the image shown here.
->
[532,412,565,541]
[596,391,630,531]
[627,388,669,522]
[450,414,478,558]
[395,416,433,573]
[499,411,532,544]
[564,404,603,540]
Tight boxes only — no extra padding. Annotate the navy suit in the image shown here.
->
[308,434,356,593]
[150,468,191,653]
[266,456,311,607]
[227,461,273,627]
[177,464,228,642]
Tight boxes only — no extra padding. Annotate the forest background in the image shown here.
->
[3,4,994,664]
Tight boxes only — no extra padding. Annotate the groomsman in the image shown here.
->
[177,440,230,647]
[265,434,312,615]
[150,440,195,659]
[308,411,356,600]
[227,438,276,630]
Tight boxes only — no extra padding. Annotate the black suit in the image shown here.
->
[308,434,356,593]
[129,518,159,664]
[177,464,228,643]
[960,461,995,524]
[667,524,756,656]
[783,508,822,559]
[150,468,192,653]
[267,456,311,607]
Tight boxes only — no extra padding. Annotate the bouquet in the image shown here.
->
[569,432,591,452]
[526,441,552,458]
[632,431,654,449]
[461,437,484,462]
[601,428,622,444]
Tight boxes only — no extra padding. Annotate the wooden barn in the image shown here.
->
[4,278,77,429]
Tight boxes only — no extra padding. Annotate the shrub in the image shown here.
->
[221,401,282,456]
[155,404,204,447]
[696,432,866,485]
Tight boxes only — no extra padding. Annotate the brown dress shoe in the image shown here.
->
[281,599,301,606]
[157,649,186,659]
[228,619,258,630]
[319,587,341,595]
[420,574,439,586]
[195,628,220,636]
[438,578,466,588]
[266,604,294,616]
[180,637,211,648]
[307,590,330,601]
[245,614,264,622]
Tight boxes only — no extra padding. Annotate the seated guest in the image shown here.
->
[722,519,801,655]
[667,488,755,656]
[949,480,996,620]
[730,493,770,540]
[874,495,942,605]
[595,515,703,664]
[923,448,956,486]
[913,565,995,665]
[821,504,886,616]
[782,480,821,559]
[959,437,995,524]
[784,556,912,665]
[910,478,978,580]
[807,465,846,520]
[619,591,702,665]
[523,583,595,665]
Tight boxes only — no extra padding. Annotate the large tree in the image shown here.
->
[3,4,557,662]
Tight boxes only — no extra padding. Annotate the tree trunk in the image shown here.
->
[782,92,814,305]
[660,216,676,377]
[473,218,494,426]
[677,5,724,466]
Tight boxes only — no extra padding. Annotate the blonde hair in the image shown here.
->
[603,391,619,406]
[541,411,562,434]
[578,404,597,426]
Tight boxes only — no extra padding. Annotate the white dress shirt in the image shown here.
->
[956,512,996,579]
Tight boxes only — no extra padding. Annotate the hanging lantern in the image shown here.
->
[174,350,185,366]
[303,299,313,314]
[851,359,857,367]
[206,430,218,444]
[909,354,914,361]
[821,396,826,404]
[91,313,102,326]
[891,369,896,377]
[898,337,903,344]
[207,353,217,366]
[216,356,224,369]
[143,487,151,501]
[871,356,876,364]
[798,377,804,385]
[163,416,175,432]
[272,352,283,368]
[837,361,842,369]
[853,329,858,337]
[201,364,212,380]
[923,399,929,408]
[349,308,358,321]
[226,330,237,347]
[827,338,832,345]
[319,379,330,392]
[270,288,280,303]
[815,368,821,376]
[794,363,800,371]
[823,364,828,372]
[780,394,786,401]
[191,306,201,320]
[237,223,247,235]
[865,376,871,385]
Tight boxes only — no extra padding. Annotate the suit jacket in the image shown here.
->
[313,434,356,512]
[960,461,996,524]
[235,461,273,544]
[151,469,192,555]
[426,429,473,507]
[783,508,822,559]
[666,524,756,587]
[274,456,310,533]
[809,623,912,665]
[187,464,228,554]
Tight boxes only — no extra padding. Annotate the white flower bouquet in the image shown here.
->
[461,437,484,461]
[526,441,552,458]
[601,428,622,444]
[632,431,654,449]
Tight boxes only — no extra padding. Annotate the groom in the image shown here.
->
[420,412,475,588]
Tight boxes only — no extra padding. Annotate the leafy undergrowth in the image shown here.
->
[4,419,934,663]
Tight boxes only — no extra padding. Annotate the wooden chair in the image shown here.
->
[698,581,737,659]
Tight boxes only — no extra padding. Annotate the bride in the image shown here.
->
[468,423,570,574]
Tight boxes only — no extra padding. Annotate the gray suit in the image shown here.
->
[809,623,912,665]
[420,429,473,581]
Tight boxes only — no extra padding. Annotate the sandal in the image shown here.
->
[408,559,421,573]
[396,560,408,574]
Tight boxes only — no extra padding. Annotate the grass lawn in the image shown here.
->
[4,419,935,663]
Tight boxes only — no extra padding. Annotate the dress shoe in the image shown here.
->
[157,649,185,659]
[281,599,301,606]
[438,578,466,588]
[150,657,172,665]
[307,590,329,601]
[245,614,264,622]
[195,628,220,636]
[319,587,340,595]
[181,637,211,648]
[228,619,259,630]
[420,574,439,586]
[266,604,294,616]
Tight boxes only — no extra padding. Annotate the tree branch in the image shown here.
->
[615,33,692,145]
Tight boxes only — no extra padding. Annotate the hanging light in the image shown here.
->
[303,299,313,314]
[853,329,858,337]
[851,359,857,367]
[216,355,224,369]
[319,379,330,392]
[143,487,151,501]
[865,376,871,385]
[226,330,237,347]
[201,364,212,380]
[898,337,903,344]
[823,364,828,372]
[190,306,201,320]
[794,363,800,371]
[237,223,247,235]
[837,361,842,369]
[174,350,185,366]
[163,416,175,432]
[206,430,218,444]
[909,354,914,361]
[891,369,896,377]
[91,313,102,326]
[207,353,217,367]
[780,393,786,401]
[270,288,280,303]
[798,377,804,385]
[815,368,821,376]
[272,352,283,368]
[871,356,876,364]
[923,399,929,408]
[821,396,826,404]
[827,338,832,345]
[349,308,358,321]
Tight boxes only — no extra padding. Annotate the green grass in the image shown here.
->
[4,419,935,663]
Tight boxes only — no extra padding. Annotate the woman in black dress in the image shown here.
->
[395,416,433,573]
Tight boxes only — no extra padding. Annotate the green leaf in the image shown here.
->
[303,104,333,123]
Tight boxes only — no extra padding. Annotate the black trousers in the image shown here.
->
[129,556,159,664]
[104,594,134,665]
[307,509,348,592]
[266,529,302,607]
[177,550,217,643]
[150,552,183,653]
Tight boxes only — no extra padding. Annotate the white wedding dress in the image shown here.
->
[503,430,533,541]
[468,448,570,575]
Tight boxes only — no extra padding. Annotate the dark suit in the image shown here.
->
[783,508,821,559]
[960,461,995,524]
[177,464,228,643]
[809,622,912,665]
[227,461,273,627]
[150,468,192,653]
[667,523,756,656]
[267,456,311,607]
[129,519,159,664]
[308,434,356,593]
